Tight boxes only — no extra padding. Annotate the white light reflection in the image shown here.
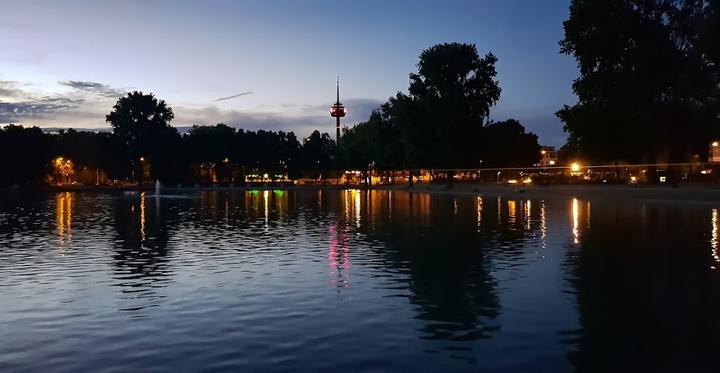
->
[712,209,719,269]
[263,190,270,229]
[540,200,547,241]
[572,198,580,244]
[140,192,146,242]
[354,190,361,228]
[476,196,483,231]
[525,200,531,230]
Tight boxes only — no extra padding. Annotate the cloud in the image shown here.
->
[173,97,385,137]
[58,80,127,98]
[0,81,27,99]
[0,97,82,123]
[215,91,254,101]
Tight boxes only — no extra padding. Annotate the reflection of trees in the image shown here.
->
[562,204,720,372]
[111,193,178,303]
[351,191,542,346]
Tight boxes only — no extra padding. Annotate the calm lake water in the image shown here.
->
[1,189,719,372]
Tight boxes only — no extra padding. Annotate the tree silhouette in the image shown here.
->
[482,119,540,167]
[382,43,502,184]
[558,0,719,163]
[106,91,181,182]
[0,124,52,186]
[299,130,335,180]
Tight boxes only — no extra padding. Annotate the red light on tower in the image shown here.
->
[330,77,346,146]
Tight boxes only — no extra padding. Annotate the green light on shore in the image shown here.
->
[273,190,285,196]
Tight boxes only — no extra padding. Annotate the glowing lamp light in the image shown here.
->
[570,162,581,172]
[507,179,518,184]
[541,150,546,155]
[713,141,719,147]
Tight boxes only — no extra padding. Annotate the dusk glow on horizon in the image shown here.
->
[1,0,576,145]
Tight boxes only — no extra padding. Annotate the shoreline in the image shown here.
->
[3,183,720,204]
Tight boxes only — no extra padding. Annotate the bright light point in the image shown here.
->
[570,162,581,172]
[523,178,532,184]
[713,141,719,147]
[507,179,518,184]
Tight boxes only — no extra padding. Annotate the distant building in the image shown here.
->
[710,141,720,163]
[539,146,558,167]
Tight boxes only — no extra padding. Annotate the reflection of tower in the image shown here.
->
[329,224,350,289]
[329,76,347,146]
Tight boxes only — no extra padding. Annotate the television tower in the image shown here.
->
[329,77,346,146]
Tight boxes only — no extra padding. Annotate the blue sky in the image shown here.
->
[0,0,577,146]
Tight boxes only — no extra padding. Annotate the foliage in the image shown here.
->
[106,91,181,181]
[298,130,336,179]
[482,119,540,167]
[0,125,53,186]
[558,0,720,163]
[405,43,502,168]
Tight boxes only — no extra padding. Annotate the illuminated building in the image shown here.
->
[710,141,720,163]
[538,146,558,167]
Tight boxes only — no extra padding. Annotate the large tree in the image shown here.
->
[385,43,501,183]
[106,91,181,182]
[482,119,541,167]
[558,0,719,163]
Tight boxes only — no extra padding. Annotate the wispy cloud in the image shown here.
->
[215,91,254,101]
[0,98,82,123]
[58,80,127,98]
[0,81,28,99]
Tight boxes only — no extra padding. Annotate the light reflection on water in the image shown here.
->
[0,190,719,371]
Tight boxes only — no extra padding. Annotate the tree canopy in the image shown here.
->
[339,42,538,173]
[558,0,720,163]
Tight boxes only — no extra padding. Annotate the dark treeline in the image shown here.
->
[0,42,541,187]
[0,120,336,186]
